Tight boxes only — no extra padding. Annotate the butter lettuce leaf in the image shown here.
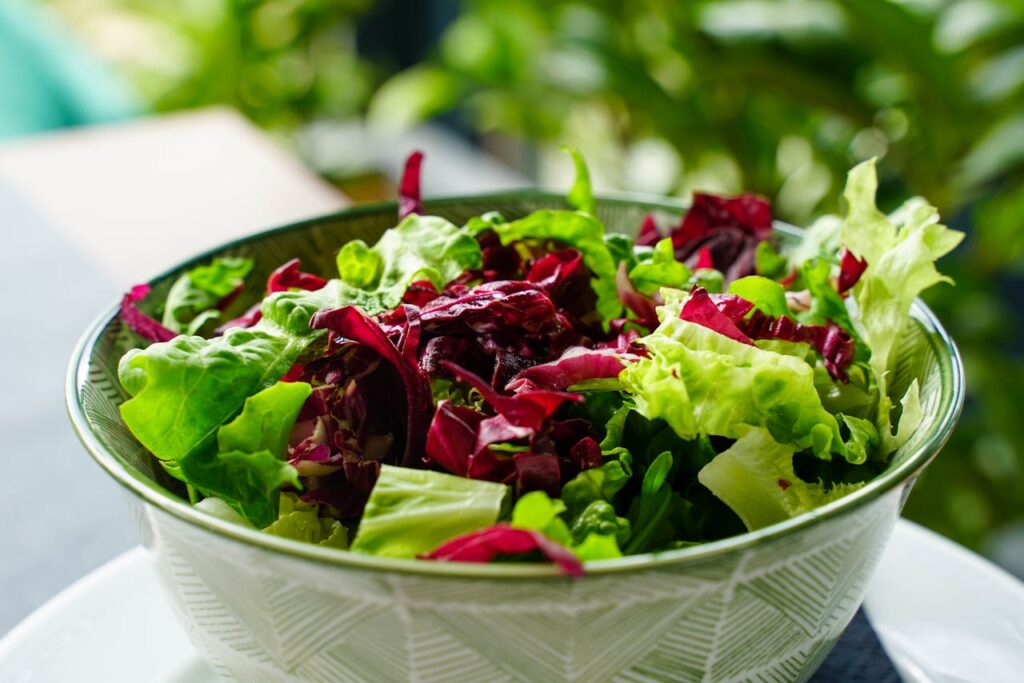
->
[262,215,480,336]
[179,447,299,529]
[162,257,253,335]
[178,381,310,528]
[118,328,305,469]
[351,465,509,558]
[337,213,481,304]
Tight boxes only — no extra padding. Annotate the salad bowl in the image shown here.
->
[67,191,963,682]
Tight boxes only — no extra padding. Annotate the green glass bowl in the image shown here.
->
[67,192,963,682]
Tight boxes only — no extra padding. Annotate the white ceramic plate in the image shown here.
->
[1,519,1021,683]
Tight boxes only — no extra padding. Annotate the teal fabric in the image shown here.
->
[0,1,140,139]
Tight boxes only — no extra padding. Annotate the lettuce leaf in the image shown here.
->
[118,328,305,468]
[698,427,862,531]
[628,238,692,296]
[178,447,299,529]
[621,290,847,459]
[261,214,481,336]
[840,159,963,449]
[563,145,596,216]
[337,213,482,305]
[351,465,509,558]
[162,257,253,335]
[727,275,788,318]
[177,380,310,528]
[264,493,349,549]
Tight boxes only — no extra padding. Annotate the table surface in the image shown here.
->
[0,110,532,635]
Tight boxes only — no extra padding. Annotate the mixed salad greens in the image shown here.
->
[117,149,961,575]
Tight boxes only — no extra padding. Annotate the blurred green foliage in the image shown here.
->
[45,0,375,128]
[374,0,1024,556]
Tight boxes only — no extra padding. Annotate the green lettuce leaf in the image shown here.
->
[698,427,862,531]
[511,491,628,559]
[162,257,253,335]
[179,447,299,529]
[510,491,573,545]
[264,494,349,549]
[573,533,623,561]
[628,238,692,296]
[840,159,963,449]
[563,145,596,216]
[118,328,305,469]
[569,500,630,547]
[755,241,788,279]
[621,290,848,459]
[216,381,312,456]
[351,465,509,558]
[727,275,789,317]
[177,380,310,528]
[261,214,481,335]
[336,213,481,304]
[561,455,633,518]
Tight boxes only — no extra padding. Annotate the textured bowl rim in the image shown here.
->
[66,189,965,579]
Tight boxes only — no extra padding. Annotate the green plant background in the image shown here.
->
[43,0,1024,564]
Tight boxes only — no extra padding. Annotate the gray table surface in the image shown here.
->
[0,179,136,633]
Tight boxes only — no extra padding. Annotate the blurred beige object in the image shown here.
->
[0,107,347,285]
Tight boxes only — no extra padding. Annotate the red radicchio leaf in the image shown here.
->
[424,401,519,483]
[398,150,424,219]
[635,213,661,247]
[215,303,262,333]
[419,524,584,577]
[402,279,441,307]
[418,281,566,338]
[120,284,177,342]
[646,193,773,283]
[615,262,660,330]
[678,287,753,345]
[310,306,433,468]
[513,453,561,498]
[525,249,596,320]
[441,361,581,432]
[837,248,868,294]
[694,246,715,270]
[678,193,773,246]
[569,436,603,471]
[505,346,633,393]
[267,258,327,293]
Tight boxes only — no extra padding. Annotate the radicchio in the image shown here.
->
[267,258,327,293]
[311,306,433,468]
[425,362,587,496]
[505,347,635,393]
[120,284,177,342]
[837,248,868,294]
[419,524,584,577]
[635,193,773,282]
[398,150,424,219]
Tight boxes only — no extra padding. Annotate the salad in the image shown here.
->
[116,149,961,575]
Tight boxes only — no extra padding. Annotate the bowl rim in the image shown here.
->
[66,189,965,579]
